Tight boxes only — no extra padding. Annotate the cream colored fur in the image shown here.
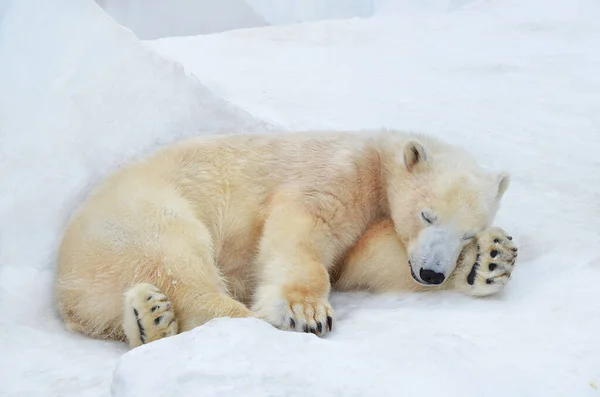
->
[54,129,517,348]
[333,220,517,296]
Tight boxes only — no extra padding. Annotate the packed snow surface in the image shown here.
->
[1,0,599,396]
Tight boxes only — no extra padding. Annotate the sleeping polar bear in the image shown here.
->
[54,129,517,348]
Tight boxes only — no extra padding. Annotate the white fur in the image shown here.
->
[54,129,514,348]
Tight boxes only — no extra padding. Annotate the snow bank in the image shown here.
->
[96,0,600,42]
[246,0,373,25]
[98,0,268,40]
[97,0,483,40]
[0,0,271,273]
[0,0,271,394]
[114,297,598,397]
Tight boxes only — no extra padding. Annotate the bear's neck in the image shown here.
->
[367,132,415,218]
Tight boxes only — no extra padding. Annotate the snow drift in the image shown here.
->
[96,0,502,40]
[97,0,268,40]
[0,0,272,275]
[97,0,600,41]
[0,0,271,394]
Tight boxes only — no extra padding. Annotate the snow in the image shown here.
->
[1,0,600,396]
[96,0,504,40]
[97,0,268,40]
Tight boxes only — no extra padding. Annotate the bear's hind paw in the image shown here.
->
[123,283,178,348]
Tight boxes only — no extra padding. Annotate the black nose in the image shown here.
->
[419,268,445,285]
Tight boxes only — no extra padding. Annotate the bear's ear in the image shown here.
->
[402,139,429,172]
[495,172,510,199]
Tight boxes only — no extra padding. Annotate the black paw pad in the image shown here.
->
[489,263,497,271]
[490,250,499,258]
[486,278,494,285]
[467,263,479,285]
[154,316,162,325]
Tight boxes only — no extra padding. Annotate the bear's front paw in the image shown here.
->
[452,227,518,297]
[252,285,334,336]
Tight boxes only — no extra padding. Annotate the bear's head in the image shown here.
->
[387,138,510,286]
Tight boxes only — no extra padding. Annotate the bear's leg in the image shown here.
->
[121,218,253,348]
[332,219,432,293]
[122,282,252,348]
[175,291,254,333]
[123,283,178,348]
[334,220,518,297]
[447,226,518,296]
[251,203,335,336]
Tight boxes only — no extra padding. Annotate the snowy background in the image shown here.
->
[1,0,599,396]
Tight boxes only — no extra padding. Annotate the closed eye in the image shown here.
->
[421,211,436,225]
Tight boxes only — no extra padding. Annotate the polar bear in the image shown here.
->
[54,129,517,348]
